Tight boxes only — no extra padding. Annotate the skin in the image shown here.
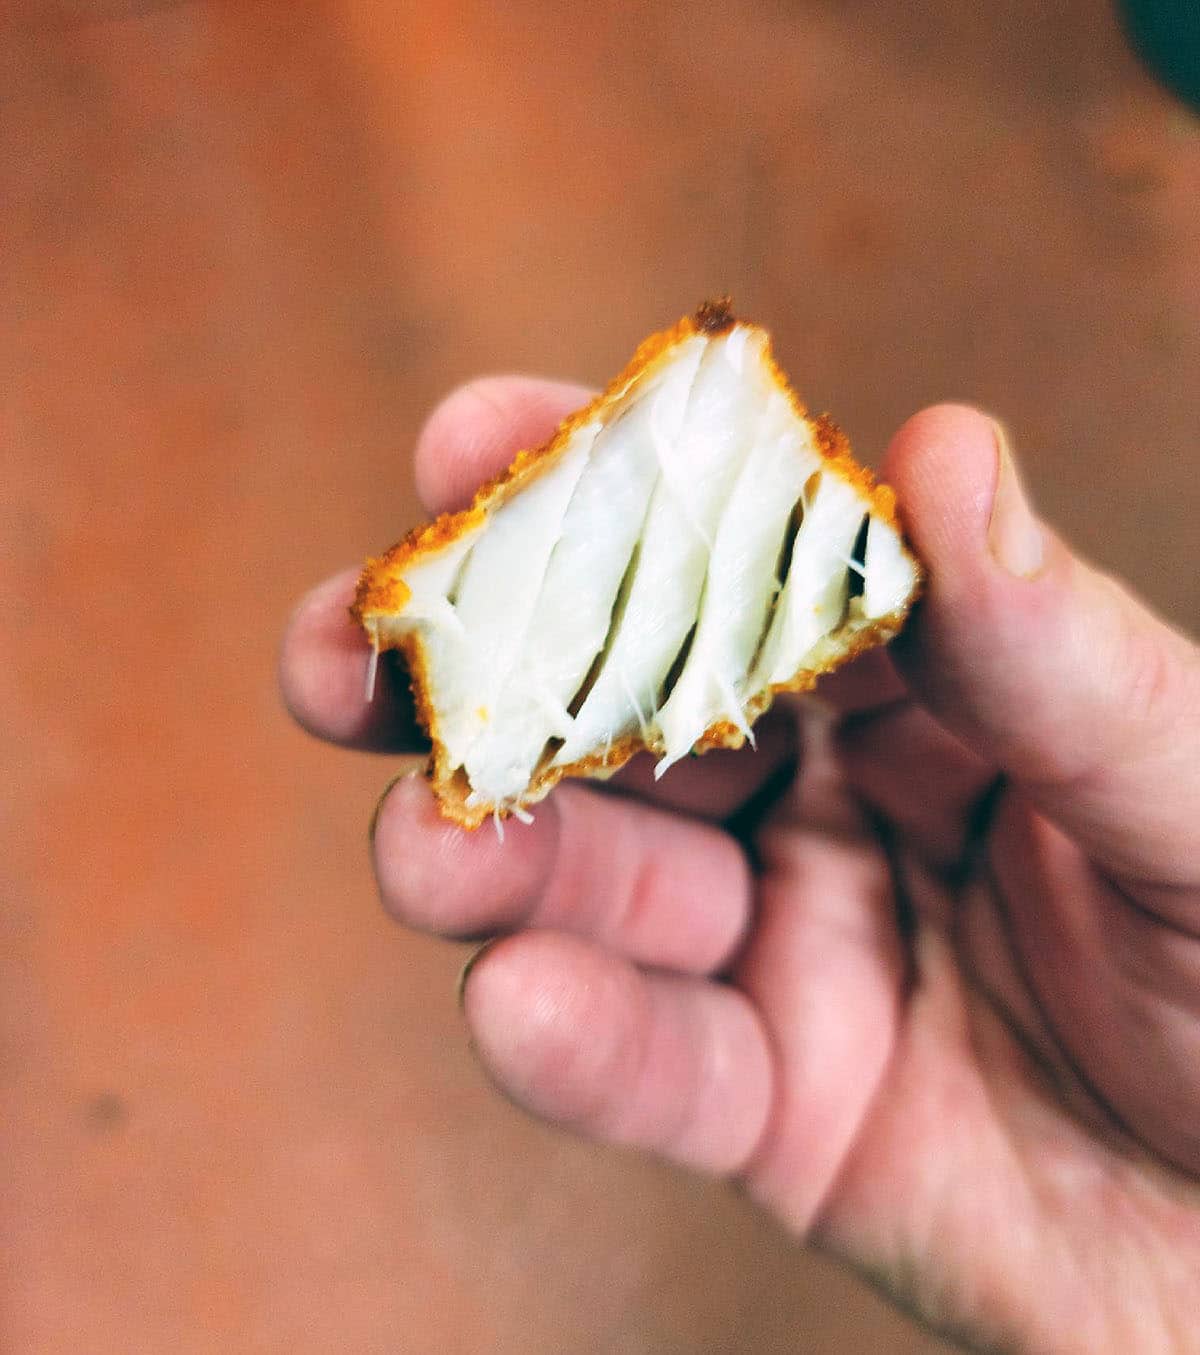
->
[280,379,1200,1354]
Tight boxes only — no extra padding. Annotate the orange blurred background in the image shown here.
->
[4,2,1198,1350]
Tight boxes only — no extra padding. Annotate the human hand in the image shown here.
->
[280,380,1200,1355]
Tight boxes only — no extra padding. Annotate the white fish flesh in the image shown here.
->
[353,302,921,827]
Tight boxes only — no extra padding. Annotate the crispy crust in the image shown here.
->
[354,302,921,828]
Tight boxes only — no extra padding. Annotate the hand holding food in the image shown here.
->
[281,337,1200,1355]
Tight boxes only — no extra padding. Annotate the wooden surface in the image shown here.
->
[3,1,1197,1350]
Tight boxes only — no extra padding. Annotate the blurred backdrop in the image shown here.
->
[4,1,1198,1351]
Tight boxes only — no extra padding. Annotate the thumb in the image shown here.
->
[884,405,1200,890]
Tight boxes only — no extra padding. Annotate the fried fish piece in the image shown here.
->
[353,301,921,828]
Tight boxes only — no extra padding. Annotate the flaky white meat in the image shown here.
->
[353,303,921,827]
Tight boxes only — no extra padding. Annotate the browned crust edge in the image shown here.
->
[353,300,922,828]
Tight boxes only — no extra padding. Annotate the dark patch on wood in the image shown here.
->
[85,1092,127,1132]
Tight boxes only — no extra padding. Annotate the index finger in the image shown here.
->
[278,377,591,752]
[414,375,593,513]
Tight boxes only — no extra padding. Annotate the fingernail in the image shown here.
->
[455,938,498,1009]
[368,766,423,847]
[988,422,1044,578]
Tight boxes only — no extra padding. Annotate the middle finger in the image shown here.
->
[371,774,755,976]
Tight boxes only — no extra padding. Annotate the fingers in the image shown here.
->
[278,568,424,752]
[885,405,1200,889]
[804,647,909,716]
[460,930,774,1175]
[414,375,593,512]
[371,776,754,976]
[735,817,907,1232]
[837,702,997,872]
[987,795,1200,1171]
